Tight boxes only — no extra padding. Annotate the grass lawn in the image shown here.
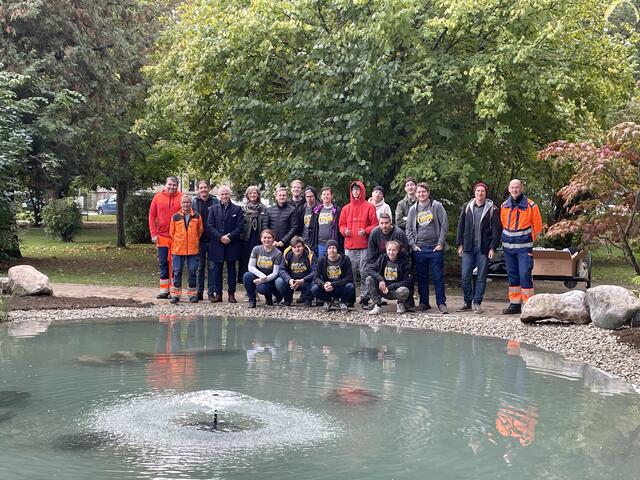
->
[0,224,159,287]
[85,213,116,223]
[590,246,639,288]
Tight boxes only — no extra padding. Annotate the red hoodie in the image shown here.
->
[148,190,183,239]
[339,180,379,249]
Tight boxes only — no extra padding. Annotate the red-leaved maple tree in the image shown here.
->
[538,122,640,274]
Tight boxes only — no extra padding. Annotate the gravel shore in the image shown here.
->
[7,303,640,389]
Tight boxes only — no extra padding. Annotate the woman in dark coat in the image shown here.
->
[206,185,244,303]
[237,185,268,283]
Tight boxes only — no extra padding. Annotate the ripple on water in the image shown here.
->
[90,390,341,464]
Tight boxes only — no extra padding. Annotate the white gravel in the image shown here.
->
[7,303,640,388]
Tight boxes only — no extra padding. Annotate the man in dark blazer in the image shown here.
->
[207,185,245,303]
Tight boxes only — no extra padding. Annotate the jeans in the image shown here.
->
[461,248,489,305]
[197,242,214,295]
[504,248,534,304]
[243,272,277,302]
[317,243,327,259]
[275,277,312,302]
[365,276,410,305]
[213,260,237,294]
[345,248,369,300]
[311,283,355,304]
[171,254,199,298]
[414,247,446,306]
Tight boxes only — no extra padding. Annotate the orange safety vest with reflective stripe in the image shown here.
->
[500,195,542,250]
[169,209,203,256]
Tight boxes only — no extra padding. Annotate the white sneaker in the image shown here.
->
[472,302,483,314]
[396,303,406,314]
[339,302,349,312]
[368,304,382,315]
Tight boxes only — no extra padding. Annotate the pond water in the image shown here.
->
[0,315,639,479]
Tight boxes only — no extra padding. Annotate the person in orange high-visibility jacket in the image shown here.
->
[169,195,204,304]
[500,179,543,314]
[148,176,183,299]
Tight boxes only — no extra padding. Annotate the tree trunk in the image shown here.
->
[116,181,129,248]
[621,237,640,275]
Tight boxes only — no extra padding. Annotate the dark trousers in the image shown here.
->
[157,246,170,280]
[213,260,237,294]
[504,248,534,304]
[311,283,355,304]
[275,277,312,302]
[414,247,446,306]
[171,254,198,298]
[196,242,214,295]
[243,272,277,302]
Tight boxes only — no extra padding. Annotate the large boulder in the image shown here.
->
[521,291,590,324]
[586,285,640,330]
[7,265,52,296]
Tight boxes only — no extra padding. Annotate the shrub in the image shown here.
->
[0,195,20,259]
[125,192,154,243]
[42,198,83,242]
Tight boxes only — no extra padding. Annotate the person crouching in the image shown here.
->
[311,239,355,312]
[242,229,283,308]
[169,196,204,304]
[276,236,317,307]
[365,240,412,315]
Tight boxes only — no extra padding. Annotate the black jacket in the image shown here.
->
[307,203,343,253]
[365,225,411,264]
[313,254,354,288]
[265,201,299,247]
[456,199,501,254]
[192,195,219,242]
[207,201,244,262]
[366,254,412,291]
[279,243,317,283]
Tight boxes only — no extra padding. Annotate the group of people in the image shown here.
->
[148,175,542,314]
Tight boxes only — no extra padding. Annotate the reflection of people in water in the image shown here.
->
[146,315,197,391]
[495,404,538,447]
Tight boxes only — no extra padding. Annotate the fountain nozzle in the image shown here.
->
[213,410,218,429]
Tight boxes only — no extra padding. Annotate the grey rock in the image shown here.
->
[0,390,30,407]
[51,432,115,451]
[7,265,52,296]
[521,291,590,324]
[0,410,16,423]
[587,285,640,330]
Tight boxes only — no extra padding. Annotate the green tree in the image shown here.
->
[1,1,178,246]
[142,0,635,208]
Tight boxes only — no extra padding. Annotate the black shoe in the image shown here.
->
[458,302,472,312]
[196,293,204,301]
[416,303,431,311]
[189,296,198,303]
[157,292,170,299]
[282,299,292,307]
[437,303,449,314]
[359,297,370,306]
[347,302,354,308]
[170,296,179,304]
[502,303,522,315]
[265,295,274,306]
[316,301,324,307]
[248,300,256,308]
[303,300,313,307]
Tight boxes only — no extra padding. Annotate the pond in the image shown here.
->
[0,315,639,479]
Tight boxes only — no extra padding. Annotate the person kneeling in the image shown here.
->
[276,236,317,307]
[365,240,412,314]
[242,229,282,308]
[311,239,354,313]
[169,196,204,304]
